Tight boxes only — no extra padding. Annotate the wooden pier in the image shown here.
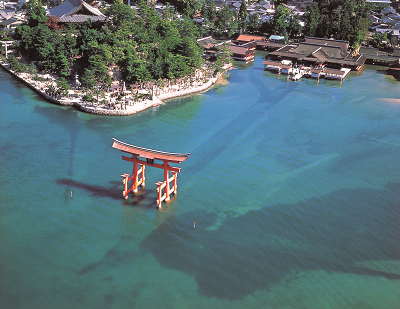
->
[112,138,190,208]
[263,60,352,81]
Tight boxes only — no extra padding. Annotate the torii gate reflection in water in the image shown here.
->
[112,138,190,208]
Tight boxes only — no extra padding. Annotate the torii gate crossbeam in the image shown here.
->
[112,138,190,208]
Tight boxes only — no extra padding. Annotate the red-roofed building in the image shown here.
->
[236,34,267,44]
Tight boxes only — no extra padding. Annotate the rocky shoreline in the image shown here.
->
[0,60,231,116]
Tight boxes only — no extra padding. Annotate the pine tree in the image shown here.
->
[238,0,249,32]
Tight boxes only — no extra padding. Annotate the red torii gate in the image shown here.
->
[112,138,190,208]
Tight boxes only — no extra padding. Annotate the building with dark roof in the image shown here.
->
[359,47,400,66]
[229,44,255,63]
[197,36,218,60]
[48,0,106,24]
[197,36,217,49]
[0,17,23,29]
[267,37,366,71]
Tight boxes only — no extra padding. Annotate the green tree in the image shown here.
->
[303,2,319,37]
[238,0,249,32]
[372,32,388,49]
[64,25,79,62]
[272,4,291,42]
[181,0,204,17]
[351,1,371,48]
[14,24,35,56]
[165,54,190,79]
[214,43,232,74]
[180,36,203,69]
[303,0,370,48]
[247,13,261,33]
[106,0,136,27]
[27,62,37,75]
[176,17,201,40]
[288,14,302,39]
[7,55,24,72]
[336,1,354,43]
[162,2,176,20]
[202,1,217,31]
[23,0,47,28]
[123,47,151,82]
[55,78,71,97]
[81,60,112,104]
[215,5,237,37]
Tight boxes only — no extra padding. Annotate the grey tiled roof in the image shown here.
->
[230,44,253,55]
[49,0,105,20]
[305,37,349,52]
[50,0,82,18]
[0,18,17,26]
[59,14,106,23]
[197,36,217,48]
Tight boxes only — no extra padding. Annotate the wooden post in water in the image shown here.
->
[132,155,138,193]
[173,172,177,195]
[164,161,170,202]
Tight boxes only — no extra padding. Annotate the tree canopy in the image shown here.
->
[303,0,371,48]
[15,0,204,85]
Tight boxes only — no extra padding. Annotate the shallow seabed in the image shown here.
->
[1,53,399,309]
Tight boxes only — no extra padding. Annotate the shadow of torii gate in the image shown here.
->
[112,138,190,208]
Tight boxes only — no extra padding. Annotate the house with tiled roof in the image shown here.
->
[229,44,255,63]
[236,34,267,44]
[197,36,218,60]
[234,33,285,52]
[0,9,15,21]
[48,0,106,24]
[0,17,23,30]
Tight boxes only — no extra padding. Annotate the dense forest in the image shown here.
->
[194,0,370,46]
[13,0,207,96]
[303,0,371,48]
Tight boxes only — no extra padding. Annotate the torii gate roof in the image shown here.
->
[112,138,190,163]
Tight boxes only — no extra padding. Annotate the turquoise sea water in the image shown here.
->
[1,53,399,308]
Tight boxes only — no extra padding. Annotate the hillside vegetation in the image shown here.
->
[14,0,204,93]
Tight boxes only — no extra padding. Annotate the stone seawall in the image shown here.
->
[1,60,231,116]
[0,61,72,106]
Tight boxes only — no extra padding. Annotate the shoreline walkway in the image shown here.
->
[0,60,232,116]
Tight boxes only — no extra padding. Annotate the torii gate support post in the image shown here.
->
[121,155,146,199]
[131,155,146,193]
[156,162,177,208]
[164,161,170,202]
[173,172,177,194]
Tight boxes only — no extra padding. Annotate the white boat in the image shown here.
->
[292,73,302,81]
